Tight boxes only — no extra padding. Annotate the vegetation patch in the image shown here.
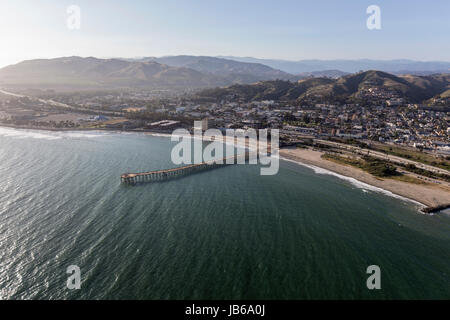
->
[322,153,399,177]
[330,138,450,171]
[401,164,450,183]
[388,175,428,185]
[322,153,450,183]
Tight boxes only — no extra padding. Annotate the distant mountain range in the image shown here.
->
[0,56,448,95]
[140,56,294,83]
[218,56,450,74]
[0,56,299,90]
[197,70,450,104]
[0,57,228,90]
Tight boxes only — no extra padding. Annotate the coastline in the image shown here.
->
[280,147,450,210]
[0,123,263,151]
[0,122,174,134]
[2,124,449,211]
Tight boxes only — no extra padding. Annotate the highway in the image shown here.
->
[315,139,450,176]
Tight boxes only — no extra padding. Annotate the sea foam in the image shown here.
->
[0,127,110,140]
[281,156,425,208]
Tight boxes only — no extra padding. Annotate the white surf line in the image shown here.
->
[280,156,426,209]
[0,126,111,140]
[0,126,61,140]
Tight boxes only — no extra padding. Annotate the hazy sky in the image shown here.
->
[0,0,449,67]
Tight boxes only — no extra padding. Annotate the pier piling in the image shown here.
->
[121,152,252,184]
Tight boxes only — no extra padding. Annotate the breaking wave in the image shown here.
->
[281,156,425,208]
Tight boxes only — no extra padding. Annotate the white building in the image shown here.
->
[194,118,208,131]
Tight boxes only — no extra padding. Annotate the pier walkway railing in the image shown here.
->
[121,151,253,184]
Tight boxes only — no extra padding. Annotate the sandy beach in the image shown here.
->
[280,147,450,208]
[2,124,449,208]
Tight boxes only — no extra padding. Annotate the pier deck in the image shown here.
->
[120,152,253,184]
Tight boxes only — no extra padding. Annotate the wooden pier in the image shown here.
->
[121,152,253,184]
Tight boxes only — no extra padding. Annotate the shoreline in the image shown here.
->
[0,122,175,134]
[0,123,265,150]
[2,124,449,212]
[280,155,426,208]
[280,147,450,211]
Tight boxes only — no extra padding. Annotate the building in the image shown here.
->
[194,118,209,131]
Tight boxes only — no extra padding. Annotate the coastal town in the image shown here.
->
[1,85,449,155]
[3,80,450,211]
[2,0,450,303]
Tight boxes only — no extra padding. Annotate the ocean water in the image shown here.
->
[0,127,449,300]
